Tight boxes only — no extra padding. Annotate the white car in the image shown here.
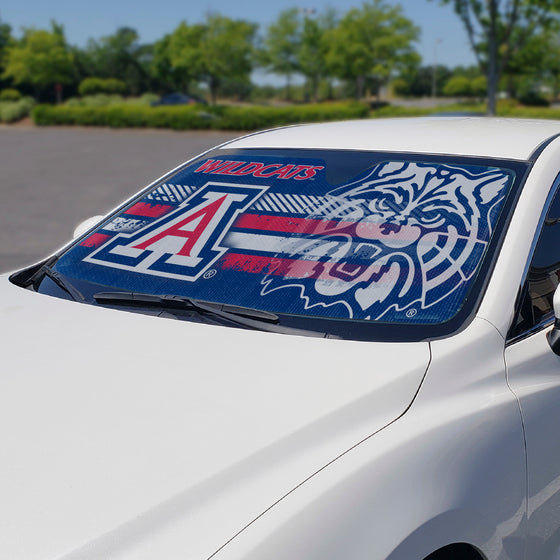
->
[3,117,560,560]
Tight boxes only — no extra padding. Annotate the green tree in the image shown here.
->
[397,64,452,97]
[197,15,257,104]
[260,8,302,100]
[442,74,485,97]
[2,23,74,101]
[325,0,419,99]
[501,29,560,100]
[0,19,13,91]
[78,77,126,96]
[470,74,488,97]
[0,19,11,65]
[84,27,152,94]
[298,9,337,102]
[539,33,560,101]
[443,75,472,96]
[151,31,195,94]
[432,0,560,115]
[166,16,256,104]
[164,22,205,94]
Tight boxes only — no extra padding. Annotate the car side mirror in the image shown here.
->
[73,215,103,239]
[548,285,560,355]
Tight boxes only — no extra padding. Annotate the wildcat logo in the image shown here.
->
[85,182,267,280]
[258,162,510,321]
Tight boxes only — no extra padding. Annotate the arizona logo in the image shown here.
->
[84,182,268,280]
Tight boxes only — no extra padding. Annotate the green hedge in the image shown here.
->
[370,105,432,118]
[64,92,159,108]
[78,77,126,96]
[0,97,35,123]
[29,99,560,129]
[498,105,560,119]
[369,102,488,118]
[32,101,369,130]
[370,101,560,120]
[0,88,22,102]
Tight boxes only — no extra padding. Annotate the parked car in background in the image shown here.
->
[5,117,560,560]
[150,92,207,106]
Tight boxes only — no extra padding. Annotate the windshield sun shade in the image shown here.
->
[47,149,519,338]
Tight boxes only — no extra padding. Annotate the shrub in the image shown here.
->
[391,79,409,97]
[32,101,369,130]
[78,77,127,96]
[443,76,473,97]
[0,88,22,102]
[212,102,369,130]
[517,91,550,107]
[64,93,158,108]
[32,104,215,129]
[371,105,431,118]
[370,101,488,118]
[125,93,160,106]
[496,98,518,110]
[496,105,560,119]
[65,94,124,108]
[470,76,488,97]
[0,97,35,123]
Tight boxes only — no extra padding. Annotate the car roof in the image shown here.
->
[223,117,560,161]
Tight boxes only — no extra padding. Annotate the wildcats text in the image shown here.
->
[194,159,324,181]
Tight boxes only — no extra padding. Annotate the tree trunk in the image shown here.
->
[486,0,499,115]
[312,75,319,103]
[506,74,516,99]
[356,75,365,100]
[209,77,219,105]
[327,80,333,100]
[487,54,498,115]
[55,83,63,104]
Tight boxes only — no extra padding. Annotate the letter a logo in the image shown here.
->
[85,182,267,280]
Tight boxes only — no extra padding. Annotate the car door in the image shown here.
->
[505,185,560,560]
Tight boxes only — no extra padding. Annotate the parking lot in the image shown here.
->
[0,126,239,272]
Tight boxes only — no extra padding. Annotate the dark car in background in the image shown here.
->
[151,92,207,106]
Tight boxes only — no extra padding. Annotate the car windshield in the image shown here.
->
[34,148,525,341]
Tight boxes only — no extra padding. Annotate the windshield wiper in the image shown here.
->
[94,290,278,320]
[93,291,326,337]
[38,265,86,302]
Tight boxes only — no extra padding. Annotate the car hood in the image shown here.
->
[0,276,430,560]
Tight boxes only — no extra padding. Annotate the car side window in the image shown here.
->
[510,188,560,338]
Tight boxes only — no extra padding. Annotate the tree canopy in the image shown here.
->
[162,15,257,104]
[197,15,257,104]
[0,19,13,91]
[325,0,419,98]
[434,0,560,114]
[2,23,74,100]
[298,9,336,102]
[260,8,302,99]
[4,2,560,108]
[81,27,152,95]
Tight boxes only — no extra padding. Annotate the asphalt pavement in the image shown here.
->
[0,126,239,272]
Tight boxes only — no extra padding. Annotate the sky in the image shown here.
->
[0,0,477,78]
